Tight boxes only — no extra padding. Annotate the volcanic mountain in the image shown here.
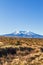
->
[3,31,43,38]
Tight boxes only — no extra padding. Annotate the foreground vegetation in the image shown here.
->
[0,36,43,65]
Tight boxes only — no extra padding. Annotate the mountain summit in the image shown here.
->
[3,31,43,38]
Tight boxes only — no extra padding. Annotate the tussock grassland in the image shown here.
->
[0,36,43,65]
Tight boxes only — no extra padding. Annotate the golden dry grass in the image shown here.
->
[0,36,43,65]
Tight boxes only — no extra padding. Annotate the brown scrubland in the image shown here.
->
[0,36,43,65]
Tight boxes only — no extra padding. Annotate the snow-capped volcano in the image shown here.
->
[13,31,27,34]
[3,31,43,38]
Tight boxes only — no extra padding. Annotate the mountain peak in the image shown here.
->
[13,31,28,34]
[3,31,43,38]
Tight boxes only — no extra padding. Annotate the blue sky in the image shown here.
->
[0,0,43,35]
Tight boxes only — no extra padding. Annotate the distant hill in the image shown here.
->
[3,31,43,38]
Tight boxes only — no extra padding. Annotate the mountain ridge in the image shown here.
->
[2,31,43,38]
